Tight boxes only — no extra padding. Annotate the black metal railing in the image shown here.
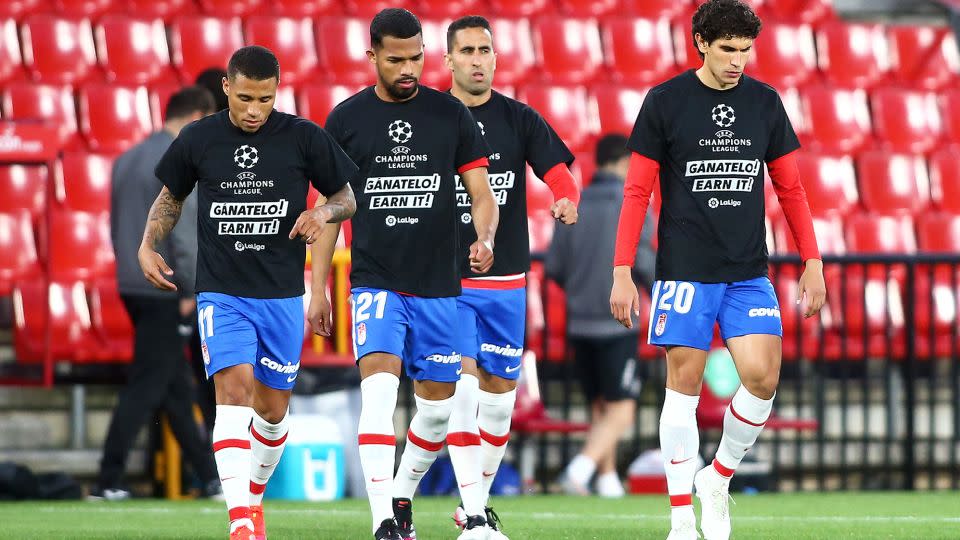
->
[528,253,960,492]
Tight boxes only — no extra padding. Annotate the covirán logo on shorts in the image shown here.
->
[234,145,259,169]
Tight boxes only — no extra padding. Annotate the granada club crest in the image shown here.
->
[655,313,667,336]
[357,322,367,346]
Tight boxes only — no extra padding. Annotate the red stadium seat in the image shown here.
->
[525,165,554,213]
[815,21,889,89]
[592,84,648,137]
[622,0,694,19]
[244,16,318,85]
[148,80,181,127]
[846,212,916,254]
[274,86,297,115]
[0,213,39,295]
[671,4,703,73]
[0,18,24,84]
[794,152,858,217]
[0,165,47,222]
[487,19,536,87]
[914,212,960,357]
[297,84,364,128]
[571,150,595,187]
[761,0,834,24]
[940,89,960,146]
[78,83,152,153]
[95,15,174,85]
[602,17,675,86]
[88,278,133,362]
[0,0,50,20]
[527,209,555,253]
[801,85,872,154]
[520,84,597,152]
[750,22,817,89]
[558,0,619,16]
[533,17,604,84]
[418,0,482,17]
[856,151,929,215]
[917,212,960,253]
[124,0,196,21]
[772,211,846,256]
[169,15,244,83]
[45,210,114,282]
[342,0,417,17]
[53,0,117,17]
[418,17,453,90]
[316,17,377,86]
[1,82,82,150]
[888,26,959,91]
[20,15,99,85]
[13,280,101,363]
[271,0,342,16]
[929,146,960,213]
[56,152,113,213]
[488,0,551,17]
[870,88,942,154]
[198,0,263,16]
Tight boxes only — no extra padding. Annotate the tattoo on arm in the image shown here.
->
[143,187,184,249]
[319,184,357,224]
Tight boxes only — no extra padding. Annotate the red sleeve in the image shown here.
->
[768,151,820,261]
[614,152,659,267]
[542,163,580,205]
[457,156,489,174]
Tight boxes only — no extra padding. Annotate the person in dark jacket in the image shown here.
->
[547,134,656,497]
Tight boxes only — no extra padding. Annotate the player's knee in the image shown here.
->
[743,376,778,400]
[668,368,704,395]
[217,384,253,407]
[415,398,453,438]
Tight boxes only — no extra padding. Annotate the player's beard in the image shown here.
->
[386,77,419,100]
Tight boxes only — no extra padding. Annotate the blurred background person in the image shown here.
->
[195,67,229,112]
[92,86,219,500]
[547,134,655,497]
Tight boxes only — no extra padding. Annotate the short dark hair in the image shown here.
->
[194,67,228,111]
[691,0,762,59]
[370,8,421,49]
[595,134,630,168]
[227,45,280,81]
[446,15,492,53]
[164,85,216,121]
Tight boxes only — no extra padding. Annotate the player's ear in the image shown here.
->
[444,52,453,71]
[366,48,376,64]
[695,33,709,54]
[221,76,229,97]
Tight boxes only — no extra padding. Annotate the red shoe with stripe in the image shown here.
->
[250,504,266,540]
[229,525,255,540]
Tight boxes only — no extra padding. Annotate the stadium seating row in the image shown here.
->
[0,12,955,90]
[0,0,835,21]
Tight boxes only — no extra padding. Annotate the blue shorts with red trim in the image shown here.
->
[454,278,526,380]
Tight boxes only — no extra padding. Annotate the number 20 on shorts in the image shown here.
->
[655,281,695,314]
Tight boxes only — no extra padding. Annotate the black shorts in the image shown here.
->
[570,334,641,402]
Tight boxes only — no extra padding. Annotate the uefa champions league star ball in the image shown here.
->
[388,120,413,144]
[234,145,259,169]
[711,104,736,128]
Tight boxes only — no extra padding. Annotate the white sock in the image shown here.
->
[478,388,515,506]
[659,388,699,526]
[213,404,254,533]
[446,374,484,517]
[358,372,399,533]
[249,411,289,506]
[565,454,596,486]
[393,394,452,499]
[714,386,774,477]
[596,470,625,497]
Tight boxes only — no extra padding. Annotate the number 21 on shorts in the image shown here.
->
[352,290,387,348]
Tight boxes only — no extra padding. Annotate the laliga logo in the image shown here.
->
[708,197,720,209]
[385,215,397,227]
[234,145,259,169]
[461,213,472,224]
[388,120,413,144]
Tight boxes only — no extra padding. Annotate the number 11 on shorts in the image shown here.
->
[198,305,214,339]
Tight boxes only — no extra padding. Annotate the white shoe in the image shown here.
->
[560,474,591,496]
[666,519,699,540]
[456,515,491,540]
[595,472,626,498]
[694,466,732,540]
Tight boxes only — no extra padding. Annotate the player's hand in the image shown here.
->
[138,245,177,291]
[289,206,331,244]
[551,197,578,225]
[469,238,494,274]
[610,266,640,328]
[797,259,827,318]
[307,289,333,337]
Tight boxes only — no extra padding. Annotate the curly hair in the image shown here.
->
[691,0,762,59]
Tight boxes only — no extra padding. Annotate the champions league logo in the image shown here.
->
[388,120,413,144]
[234,145,259,169]
[712,104,736,128]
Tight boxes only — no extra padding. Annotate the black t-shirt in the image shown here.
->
[628,71,800,283]
[326,86,490,297]
[155,110,358,298]
[457,90,574,277]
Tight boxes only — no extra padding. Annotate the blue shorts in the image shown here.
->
[647,277,782,351]
[351,287,461,383]
[454,286,526,380]
[196,292,305,391]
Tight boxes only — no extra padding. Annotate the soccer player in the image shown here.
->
[609,2,826,539]
[140,46,358,540]
[320,9,499,540]
[442,15,579,537]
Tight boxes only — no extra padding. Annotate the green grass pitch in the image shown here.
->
[3,493,959,539]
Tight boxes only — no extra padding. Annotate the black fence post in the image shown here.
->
[903,260,917,491]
